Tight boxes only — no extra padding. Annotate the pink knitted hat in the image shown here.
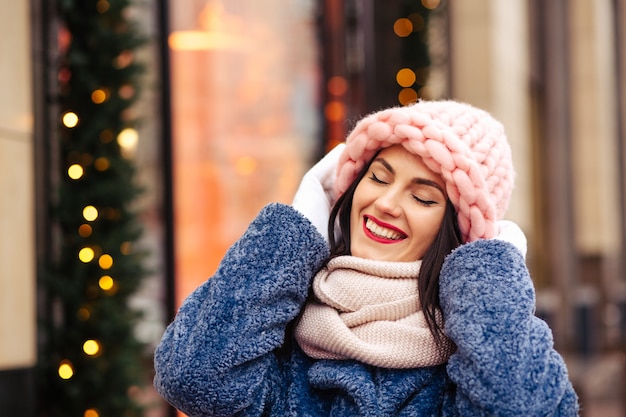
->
[334,100,515,243]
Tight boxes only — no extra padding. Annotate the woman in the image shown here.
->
[154,100,579,416]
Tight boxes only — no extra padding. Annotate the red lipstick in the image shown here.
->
[362,215,407,244]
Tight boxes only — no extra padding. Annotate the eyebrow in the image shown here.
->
[373,157,446,195]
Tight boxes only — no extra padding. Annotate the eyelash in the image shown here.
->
[369,173,436,206]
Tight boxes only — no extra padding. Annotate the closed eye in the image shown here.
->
[369,172,387,184]
[412,195,437,206]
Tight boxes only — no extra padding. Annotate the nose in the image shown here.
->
[374,187,402,217]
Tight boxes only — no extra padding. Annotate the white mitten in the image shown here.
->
[292,143,345,242]
[493,220,527,259]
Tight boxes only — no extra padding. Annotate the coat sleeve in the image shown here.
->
[153,203,330,417]
[439,239,580,416]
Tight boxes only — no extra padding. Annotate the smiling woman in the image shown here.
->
[154,100,580,417]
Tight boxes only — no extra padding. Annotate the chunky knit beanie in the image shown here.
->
[334,100,515,243]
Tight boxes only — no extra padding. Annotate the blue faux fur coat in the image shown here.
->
[154,203,579,416]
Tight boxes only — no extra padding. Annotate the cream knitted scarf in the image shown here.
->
[294,256,455,369]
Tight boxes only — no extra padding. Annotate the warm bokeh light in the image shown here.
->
[83,339,101,356]
[398,88,418,105]
[58,360,74,379]
[325,101,346,122]
[393,18,413,37]
[62,111,79,128]
[83,205,99,221]
[99,129,114,144]
[96,0,109,14]
[79,247,95,263]
[421,0,440,10]
[117,128,139,153]
[78,224,93,238]
[94,157,110,171]
[68,164,84,180]
[84,409,100,417]
[118,84,135,100]
[327,76,348,96]
[91,89,108,104]
[114,50,133,69]
[396,68,416,87]
[99,254,113,270]
[77,307,91,321]
[99,275,114,291]
[120,241,132,255]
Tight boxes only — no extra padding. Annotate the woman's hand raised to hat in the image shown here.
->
[493,220,527,259]
[292,144,345,242]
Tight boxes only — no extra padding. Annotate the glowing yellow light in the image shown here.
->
[83,339,100,356]
[393,18,413,37]
[398,88,418,105]
[117,128,139,150]
[99,254,113,270]
[79,247,95,263]
[83,205,99,222]
[235,156,257,176]
[96,0,109,13]
[68,164,84,180]
[78,224,93,238]
[99,275,114,291]
[84,409,100,417]
[396,68,416,87]
[421,0,440,10]
[324,101,346,122]
[77,307,91,321]
[91,89,107,104]
[94,157,110,171]
[327,76,348,96]
[62,112,79,128]
[58,360,74,379]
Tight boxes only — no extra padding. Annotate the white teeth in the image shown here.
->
[365,218,403,240]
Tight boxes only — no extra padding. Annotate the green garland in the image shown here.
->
[38,0,149,415]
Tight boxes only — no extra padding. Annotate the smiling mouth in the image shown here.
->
[364,216,407,242]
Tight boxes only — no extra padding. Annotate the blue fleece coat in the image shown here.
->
[154,203,579,416]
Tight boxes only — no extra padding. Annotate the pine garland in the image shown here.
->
[38,0,149,415]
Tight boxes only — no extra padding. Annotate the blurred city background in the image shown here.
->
[2,0,626,416]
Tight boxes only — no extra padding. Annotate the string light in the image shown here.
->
[117,128,139,157]
[84,409,100,417]
[91,88,108,104]
[96,0,109,13]
[324,101,346,122]
[58,360,74,379]
[77,307,91,321]
[78,224,92,238]
[79,247,95,263]
[99,275,114,291]
[94,157,110,171]
[83,339,101,356]
[398,88,418,105]
[396,68,416,87]
[393,18,413,37]
[120,242,132,255]
[99,254,113,270]
[83,205,99,222]
[62,112,79,128]
[421,0,440,10]
[68,164,84,180]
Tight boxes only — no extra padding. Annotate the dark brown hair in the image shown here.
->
[327,150,462,343]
